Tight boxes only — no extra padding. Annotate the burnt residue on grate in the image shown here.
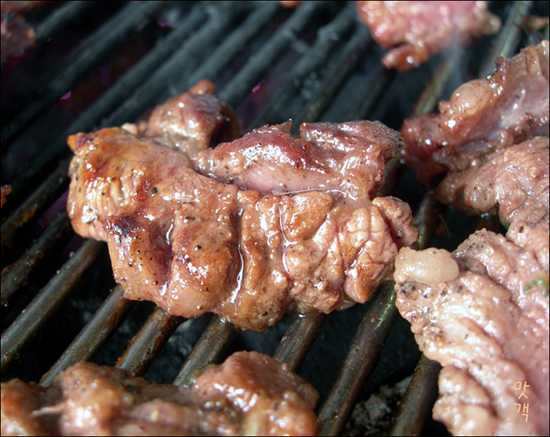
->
[1,1,549,436]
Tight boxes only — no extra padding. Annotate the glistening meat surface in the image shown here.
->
[67,95,417,331]
[401,40,549,184]
[0,351,319,436]
[194,120,401,206]
[437,137,549,271]
[394,231,549,436]
[355,1,501,72]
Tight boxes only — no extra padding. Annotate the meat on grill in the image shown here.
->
[194,119,401,206]
[0,351,319,436]
[437,137,549,271]
[394,230,549,436]
[130,79,244,155]
[400,40,549,184]
[355,1,501,72]
[66,82,417,331]
[67,127,417,331]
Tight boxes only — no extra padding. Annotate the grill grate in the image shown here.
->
[1,1,548,435]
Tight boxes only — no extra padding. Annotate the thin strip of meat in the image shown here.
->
[0,351,319,436]
[355,1,501,72]
[394,230,549,436]
[194,120,401,206]
[401,40,549,184]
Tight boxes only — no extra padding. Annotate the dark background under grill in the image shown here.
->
[1,1,548,435]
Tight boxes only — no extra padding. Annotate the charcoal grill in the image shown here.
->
[2,1,548,435]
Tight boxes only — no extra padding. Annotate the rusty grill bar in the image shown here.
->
[1,1,547,435]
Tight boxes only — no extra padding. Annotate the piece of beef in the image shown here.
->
[355,1,501,72]
[194,120,401,206]
[436,137,549,270]
[67,126,417,331]
[400,40,549,184]
[394,230,549,436]
[436,138,549,220]
[0,351,319,436]
[132,79,244,155]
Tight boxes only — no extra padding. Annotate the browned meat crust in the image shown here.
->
[401,40,549,184]
[0,351,319,436]
[355,1,501,72]
[394,230,549,436]
[67,126,417,331]
[66,81,417,331]
[135,79,244,155]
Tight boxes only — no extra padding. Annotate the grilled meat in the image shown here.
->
[135,79,244,156]
[401,40,549,184]
[1,351,319,436]
[355,1,501,72]
[67,122,417,331]
[194,120,401,206]
[397,233,549,437]
[394,230,549,436]
[394,119,549,434]
[437,137,549,271]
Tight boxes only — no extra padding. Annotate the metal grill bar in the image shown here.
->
[179,1,281,97]
[34,1,95,47]
[1,159,70,256]
[480,1,532,77]
[250,4,357,129]
[349,64,396,122]
[171,315,237,387]
[293,22,371,128]
[317,282,398,436]
[106,2,252,129]
[1,239,103,373]
[1,210,73,307]
[389,355,442,436]
[115,307,185,377]
[1,1,167,143]
[273,313,326,372]
[219,1,330,108]
[5,4,207,202]
[39,285,134,387]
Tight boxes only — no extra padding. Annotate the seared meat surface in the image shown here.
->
[437,137,549,271]
[355,1,501,72]
[0,351,319,436]
[66,83,417,331]
[67,124,417,331]
[194,120,401,206]
[135,79,244,156]
[401,40,549,184]
[394,231,549,436]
